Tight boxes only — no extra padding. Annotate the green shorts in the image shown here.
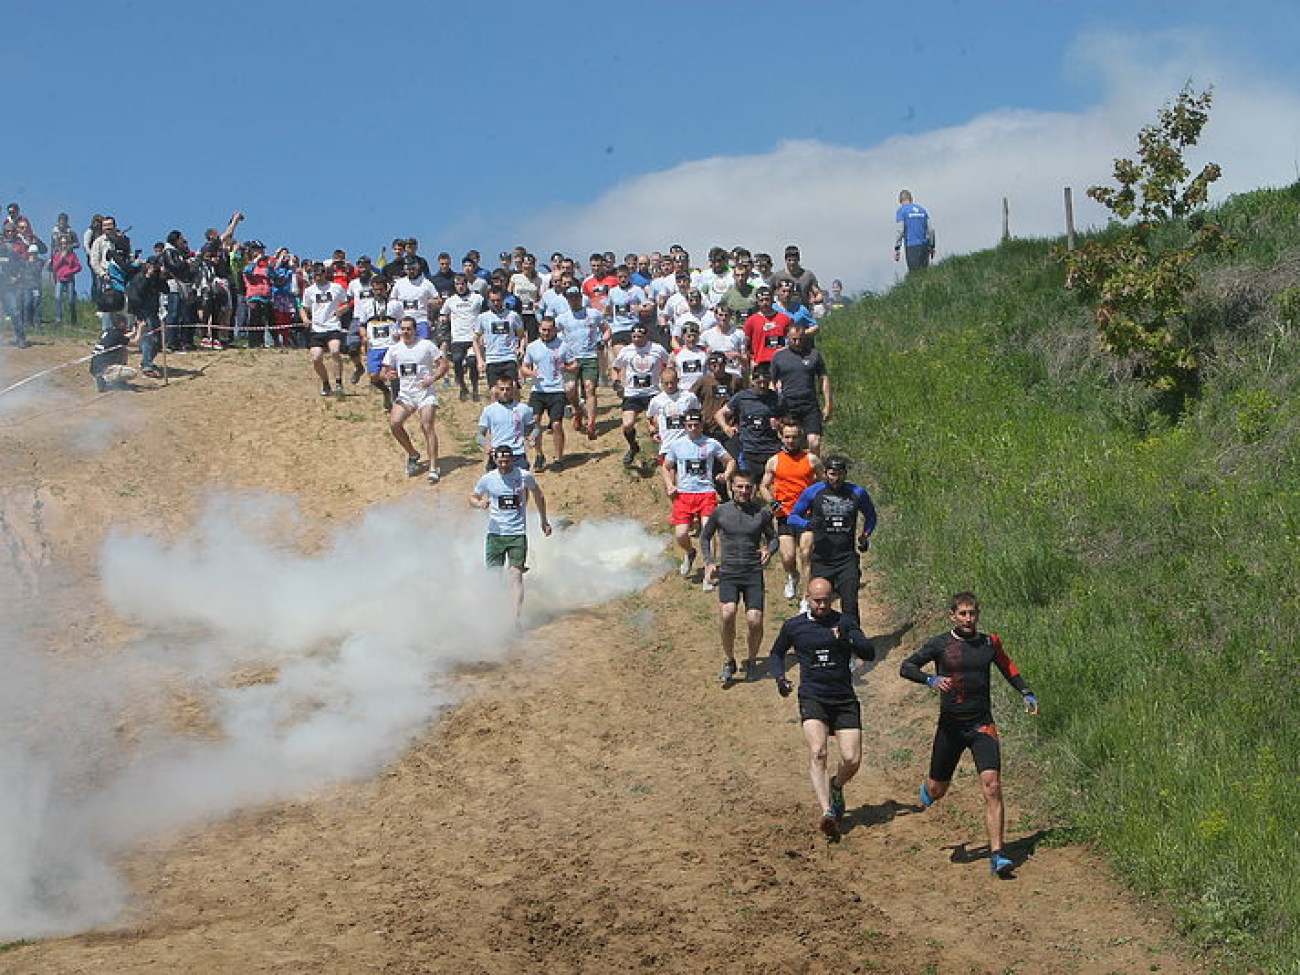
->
[576,357,600,384]
[485,533,528,569]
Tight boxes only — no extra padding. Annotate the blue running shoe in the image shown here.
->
[829,777,845,819]
[919,782,934,808]
[990,851,1014,876]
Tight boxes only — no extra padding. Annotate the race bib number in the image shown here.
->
[498,493,519,510]
[491,321,509,335]
[371,323,392,340]
[632,374,652,389]
[358,289,372,300]
[826,514,849,533]
[613,303,630,317]
[403,299,419,310]
[765,334,785,348]
[666,414,685,430]
[521,299,535,313]
[684,459,706,476]
[316,293,331,304]
[713,384,730,399]
[682,360,702,373]
[399,363,418,377]
[748,414,766,430]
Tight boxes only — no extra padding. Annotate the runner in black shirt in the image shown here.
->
[717,362,782,480]
[899,591,1039,876]
[770,577,875,840]
[787,455,876,621]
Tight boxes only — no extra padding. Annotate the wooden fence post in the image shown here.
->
[1064,186,1077,250]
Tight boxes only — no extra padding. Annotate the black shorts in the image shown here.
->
[929,715,1002,780]
[485,360,520,386]
[530,390,568,426]
[308,329,345,349]
[739,449,776,482]
[783,399,823,436]
[610,329,632,346]
[621,395,652,414]
[798,696,861,732]
[776,515,802,538]
[717,571,764,610]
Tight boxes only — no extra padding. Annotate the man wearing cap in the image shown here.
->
[744,286,793,368]
[717,362,782,481]
[381,316,449,482]
[555,284,606,441]
[787,456,877,621]
[610,323,671,466]
[470,447,553,623]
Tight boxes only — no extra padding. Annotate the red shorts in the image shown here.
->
[670,491,718,526]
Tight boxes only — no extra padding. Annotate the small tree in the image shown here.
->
[1062,85,1233,393]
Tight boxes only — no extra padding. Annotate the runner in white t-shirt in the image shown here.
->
[700,303,749,379]
[300,264,351,396]
[439,273,485,401]
[356,274,405,410]
[380,317,449,483]
[646,366,702,459]
[390,261,440,340]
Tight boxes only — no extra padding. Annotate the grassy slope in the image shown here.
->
[824,184,1300,972]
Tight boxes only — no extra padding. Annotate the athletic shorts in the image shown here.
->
[485,533,528,569]
[783,399,823,436]
[621,395,653,414]
[776,515,803,537]
[670,491,718,526]
[366,347,391,374]
[717,570,764,610]
[485,360,519,386]
[308,329,345,349]
[799,696,862,732]
[929,715,1001,780]
[575,358,600,384]
[345,322,364,351]
[530,390,568,426]
[395,388,438,411]
[738,450,776,482]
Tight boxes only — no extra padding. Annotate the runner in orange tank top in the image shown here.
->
[762,422,825,604]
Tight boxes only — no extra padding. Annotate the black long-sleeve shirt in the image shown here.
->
[900,630,1031,721]
[770,610,875,705]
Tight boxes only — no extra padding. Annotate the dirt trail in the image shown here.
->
[0,340,1202,974]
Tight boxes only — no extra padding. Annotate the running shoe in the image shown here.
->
[622,448,638,467]
[820,811,841,841]
[702,579,715,593]
[829,777,845,819]
[334,380,344,395]
[783,574,797,599]
[919,781,935,808]
[534,453,546,472]
[680,549,696,576]
[427,469,440,484]
[321,384,332,396]
[459,388,469,402]
[405,454,423,477]
[990,851,1015,877]
[718,659,737,684]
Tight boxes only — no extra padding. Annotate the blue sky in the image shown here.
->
[6,1,1300,290]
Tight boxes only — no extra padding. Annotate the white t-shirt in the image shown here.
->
[509,272,545,316]
[647,389,702,454]
[391,276,439,323]
[302,282,347,332]
[359,297,404,349]
[701,325,747,377]
[382,338,445,405]
[612,342,671,399]
[673,346,710,393]
[441,291,485,343]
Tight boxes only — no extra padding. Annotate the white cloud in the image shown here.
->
[514,30,1300,293]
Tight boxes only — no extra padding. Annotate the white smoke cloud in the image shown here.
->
[513,30,1300,293]
[0,491,664,939]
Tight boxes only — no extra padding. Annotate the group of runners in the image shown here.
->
[77,212,1031,876]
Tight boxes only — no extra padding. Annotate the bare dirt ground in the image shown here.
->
[0,338,1205,974]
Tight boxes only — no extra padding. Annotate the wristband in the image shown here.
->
[926,675,940,689]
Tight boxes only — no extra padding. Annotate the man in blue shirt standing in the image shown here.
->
[894,190,936,272]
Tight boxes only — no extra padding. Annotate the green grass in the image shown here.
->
[825,182,1300,972]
